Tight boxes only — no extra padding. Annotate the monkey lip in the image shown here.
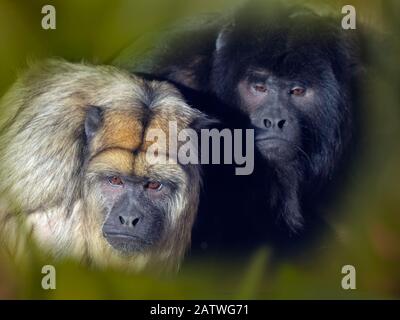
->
[103,231,147,242]
[103,231,153,253]
[255,136,290,145]
[103,232,137,239]
[103,230,152,243]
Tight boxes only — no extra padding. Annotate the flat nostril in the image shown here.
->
[277,119,286,129]
[132,217,140,227]
[263,118,272,128]
[119,216,125,225]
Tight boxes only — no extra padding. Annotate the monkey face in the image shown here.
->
[100,176,167,253]
[86,153,191,257]
[237,70,303,162]
[85,138,193,256]
[81,79,203,258]
[88,167,184,255]
[236,64,342,168]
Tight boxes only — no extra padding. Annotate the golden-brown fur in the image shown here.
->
[0,60,205,272]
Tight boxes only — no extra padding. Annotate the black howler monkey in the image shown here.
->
[114,1,364,254]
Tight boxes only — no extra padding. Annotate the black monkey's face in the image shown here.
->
[235,62,343,168]
[212,4,354,171]
[238,69,314,162]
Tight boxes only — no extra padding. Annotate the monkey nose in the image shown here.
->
[118,215,140,228]
[262,118,287,130]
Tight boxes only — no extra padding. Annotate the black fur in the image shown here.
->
[114,1,364,255]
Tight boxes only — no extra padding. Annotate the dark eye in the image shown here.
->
[290,87,306,96]
[252,83,267,93]
[145,181,163,191]
[108,176,124,186]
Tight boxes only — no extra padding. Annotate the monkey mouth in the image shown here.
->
[103,232,140,239]
[103,231,152,244]
[103,231,153,253]
[256,137,291,149]
[255,131,290,142]
[256,136,289,143]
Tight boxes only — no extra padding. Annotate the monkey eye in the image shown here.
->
[108,176,124,186]
[290,87,306,96]
[251,83,268,93]
[145,181,163,191]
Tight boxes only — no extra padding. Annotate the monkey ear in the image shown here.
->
[84,106,103,144]
[215,22,234,52]
[215,30,226,52]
